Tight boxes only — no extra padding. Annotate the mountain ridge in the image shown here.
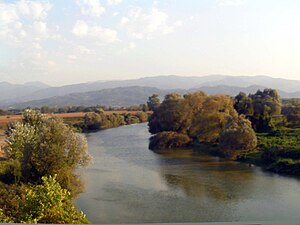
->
[1,75,300,108]
[6,84,300,109]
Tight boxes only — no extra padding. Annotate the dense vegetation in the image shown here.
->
[0,110,91,223]
[148,89,300,174]
[148,92,257,159]
[80,110,149,132]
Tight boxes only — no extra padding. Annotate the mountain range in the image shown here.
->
[1,75,300,109]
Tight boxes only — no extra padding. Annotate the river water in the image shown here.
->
[76,123,300,224]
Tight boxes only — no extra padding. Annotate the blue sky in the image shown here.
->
[1,0,300,85]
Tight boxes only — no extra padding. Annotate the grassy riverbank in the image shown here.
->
[192,128,300,175]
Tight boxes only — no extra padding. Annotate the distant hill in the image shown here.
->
[1,75,300,108]
[0,81,50,104]
[9,86,184,109]
[197,75,300,93]
[7,85,300,109]
[19,75,227,102]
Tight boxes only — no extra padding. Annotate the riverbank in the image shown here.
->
[0,111,151,157]
[191,128,300,176]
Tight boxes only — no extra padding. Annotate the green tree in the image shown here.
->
[189,95,237,142]
[149,131,191,150]
[0,175,89,224]
[4,109,91,196]
[234,92,254,116]
[147,94,161,111]
[148,93,191,134]
[219,115,257,159]
[18,175,89,224]
[249,89,282,132]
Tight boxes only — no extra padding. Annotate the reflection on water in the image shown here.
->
[76,123,300,224]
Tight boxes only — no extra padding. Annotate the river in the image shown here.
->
[76,123,300,224]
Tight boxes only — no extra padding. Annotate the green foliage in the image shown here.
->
[189,95,237,142]
[234,89,283,132]
[148,91,257,152]
[219,115,257,159]
[0,182,25,221]
[0,208,12,223]
[3,109,91,196]
[18,175,89,224]
[234,92,254,116]
[267,158,300,175]
[136,112,149,123]
[0,175,90,224]
[147,94,160,111]
[282,100,300,128]
[149,131,191,150]
[248,89,282,132]
[124,114,140,125]
[148,92,195,134]
[83,111,146,132]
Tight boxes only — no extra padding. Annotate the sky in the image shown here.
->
[0,0,300,86]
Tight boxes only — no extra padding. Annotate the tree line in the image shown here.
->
[147,89,300,166]
[79,110,149,132]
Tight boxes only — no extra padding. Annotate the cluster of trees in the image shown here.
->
[1,104,150,116]
[148,89,300,174]
[234,89,283,132]
[82,111,149,132]
[282,99,300,128]
[147,92,257,158]
[0,109,91,223]
[40,104,149,114]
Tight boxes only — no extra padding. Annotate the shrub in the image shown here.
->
[149,131,191,150]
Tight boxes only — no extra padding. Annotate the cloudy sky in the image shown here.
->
[1,0,300,85]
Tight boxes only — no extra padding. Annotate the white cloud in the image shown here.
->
[129,42,136,49]
[108,0,122,6]
[0,0,52,24]
[77,45,96,55]
[113,12,119,16]
[68,55,77,60]
[217,0,248,6]
[47,60,56,67]
[31,21,61,40]
[120,7,175,39]
[0,1,54,42]
[72,20,118,43]
[76,0,105,17]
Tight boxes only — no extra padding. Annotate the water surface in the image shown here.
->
[76,123,300,223]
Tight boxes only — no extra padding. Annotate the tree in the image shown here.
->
[219,115,257,159]
[249,89,282,132]
[18,175,89,224]
[147,94,161,111]
[234,92,254,116]
[282,101,300,128]
[0,175,89,224]
[148,93,191,134]
[4,109,91,196]
[189,95,237,142]
[136,112,149,123]
[149,131,191,150]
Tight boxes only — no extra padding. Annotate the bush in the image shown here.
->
[149,131,191,150]
[219,115,257,159]
[0,175,90,224]
[136,112,149,123]
[3,110,91,196]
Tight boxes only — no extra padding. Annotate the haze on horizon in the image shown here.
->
[1,0,300,86]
